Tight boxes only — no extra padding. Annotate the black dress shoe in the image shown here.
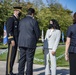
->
[13,74,16,75]
[10,73,17,75]
[13,73,18,75]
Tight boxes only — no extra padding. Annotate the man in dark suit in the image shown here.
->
[18,8,40,75]
[6,6,22,75]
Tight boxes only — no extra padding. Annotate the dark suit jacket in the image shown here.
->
[18,15,41,48]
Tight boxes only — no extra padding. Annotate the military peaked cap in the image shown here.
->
[13,6,22,9]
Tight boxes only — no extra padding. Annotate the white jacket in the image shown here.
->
[43,29,61,51]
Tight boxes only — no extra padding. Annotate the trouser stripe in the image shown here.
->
[8,44,12,74]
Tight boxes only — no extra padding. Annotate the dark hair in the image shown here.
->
[73,12,76,24]
[27,8,35,15]
[48,19,60,30]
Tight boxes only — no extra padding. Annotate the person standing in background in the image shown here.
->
[18,8,40,75]
[65,12,76,75]
[6,6,22,75]
[43,19,61,75]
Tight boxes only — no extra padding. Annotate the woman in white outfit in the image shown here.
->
[43,19,61,75]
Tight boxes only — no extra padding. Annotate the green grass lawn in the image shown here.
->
[0,45,69,67]
[0,43,8,49]
[0,53,7,61]
[34,45,69,67]
[56,46,69,67]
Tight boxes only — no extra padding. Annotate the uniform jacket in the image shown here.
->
[43,29,61,51]
[18,15,41,48]
[6,15,19,44]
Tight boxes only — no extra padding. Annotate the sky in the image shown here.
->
[58,0,76,13]
[24,0,76,13]
[43,0,76,13]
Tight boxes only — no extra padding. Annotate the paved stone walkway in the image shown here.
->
[0,61,69,75]
[0,45,70,75]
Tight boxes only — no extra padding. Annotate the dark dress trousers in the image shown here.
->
[67,24,76,75]
[18,15,40,75]
[6,15,19,75]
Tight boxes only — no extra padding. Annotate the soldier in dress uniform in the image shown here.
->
[6,6,22,75]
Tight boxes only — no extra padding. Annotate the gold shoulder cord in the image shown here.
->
[8,44,12,74]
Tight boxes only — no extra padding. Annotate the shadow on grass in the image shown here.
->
[33,67,69,75]
[33,67,44,72]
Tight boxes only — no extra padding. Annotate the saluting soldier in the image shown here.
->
[6,6,22,75]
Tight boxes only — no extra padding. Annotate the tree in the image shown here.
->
[36,3,72,37]
[0,1,13,37]
[0,1,73,40]
[32,0,44,9]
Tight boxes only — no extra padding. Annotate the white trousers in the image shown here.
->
[44,49,56,75]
